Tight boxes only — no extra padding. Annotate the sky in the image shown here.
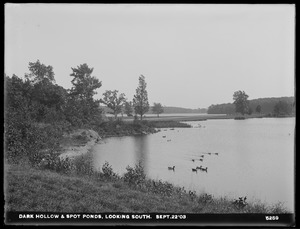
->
[5,4,295,109]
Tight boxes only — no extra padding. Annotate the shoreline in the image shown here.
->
[120,114,295,122]
[59,129,102,160]
[57,119,190,159]
[58,114,295,159]
[5,162,291,214]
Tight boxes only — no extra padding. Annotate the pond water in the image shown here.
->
[91,117,295,211]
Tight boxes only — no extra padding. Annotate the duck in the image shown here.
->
[192,168,198,173]
[168,166,175,170]
[199,158,203,162]
[196,166,202,170]
[200,167,208,172]
[191,159,195,162]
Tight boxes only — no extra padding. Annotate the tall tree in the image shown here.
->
[25,60,55,84]
[101,90,126,119]
[69,63,102,101]
[68,63,102,124]
[233,90,249,115]
[23,60,68,121]
[133,75,149,120]
[152,103,164,117]
[124,101,133,117]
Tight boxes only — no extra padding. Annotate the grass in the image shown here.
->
[92,119,191,138]
[149,120,191,128]
[4,162,289,214]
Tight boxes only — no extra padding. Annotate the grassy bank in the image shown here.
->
[5,161,288,214]
[93,119,191,138]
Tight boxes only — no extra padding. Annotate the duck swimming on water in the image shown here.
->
[168,166,175,170]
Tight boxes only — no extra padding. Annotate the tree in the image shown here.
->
[152,103,164,117]
[69,63,102,101]
[255,105,262,114]
[133,75,149,120]
[124,101,133,117]
[68,63,102,125]
[25,60,55,84]
[24,61,67,122]
[233,90,249,115]
[207,103,235,114]
[101,90,126,119]
[273,100,292,116]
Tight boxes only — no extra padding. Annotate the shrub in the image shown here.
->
[145,180,175,197]
[38,154,73,174]
[102,161,119,180]
[198,193,213,204]
[4,110,64,166]
[123,162,146,186]
[70,155,94,175]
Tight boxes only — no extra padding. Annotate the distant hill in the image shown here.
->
[207,96,295,114]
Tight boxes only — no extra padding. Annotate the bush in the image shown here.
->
[123,162,146,186]
[38,154,73,174]
[4,109,63,166]
[101,161,119,180]
[145,180,175,197]
[5,119,29,163]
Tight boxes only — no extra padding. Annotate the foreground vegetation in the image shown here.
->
[5,161,288,214]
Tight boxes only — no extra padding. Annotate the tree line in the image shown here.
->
[5,60,167,123]
[208,91,295,117]
[4,60,164,163]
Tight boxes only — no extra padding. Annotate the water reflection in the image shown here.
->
[133,135,148,173]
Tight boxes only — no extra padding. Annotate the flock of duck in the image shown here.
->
[168,152,219,174]
[162,128,219,174]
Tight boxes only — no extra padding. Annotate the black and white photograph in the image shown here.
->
[4,3,295,226]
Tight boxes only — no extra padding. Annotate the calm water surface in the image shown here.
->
[91,117,295,211]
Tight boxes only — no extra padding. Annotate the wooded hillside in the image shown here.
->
[207,96,295,114]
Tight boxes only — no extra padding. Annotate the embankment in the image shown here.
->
[5,163,288,214]
[58,120,191,159]
[59,129,102,160]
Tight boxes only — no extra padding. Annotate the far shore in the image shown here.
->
[116,113,294,122]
